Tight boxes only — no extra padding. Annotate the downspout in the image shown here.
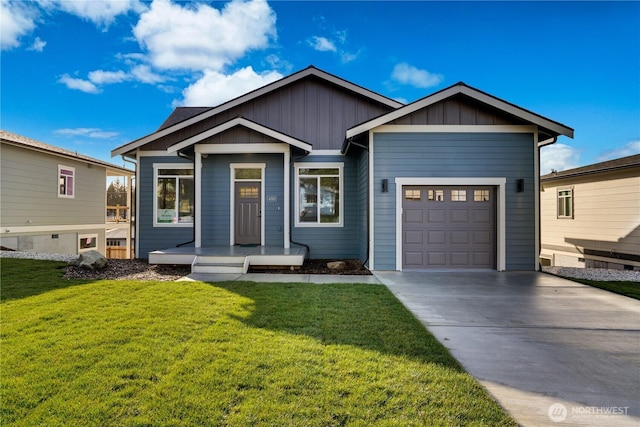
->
[176,150,196,247]
[537,136,557,271]
[290,151,311,259]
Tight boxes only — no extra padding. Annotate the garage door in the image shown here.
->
[402,186,496,269]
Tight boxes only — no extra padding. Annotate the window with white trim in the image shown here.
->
[58,165,75,198]
[558,189,573,218]
[78,234,97,252]
[154,164,194,226]
[295,163,343,226]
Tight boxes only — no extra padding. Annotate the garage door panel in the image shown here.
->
[404,209,423,223]
[428,209,446,223]
[427,252,446,265]
[404,251,424,266]
[428,230,446,244]
[450,252,470,265]
[403,186,496,269]
[450,230,469,244]
[405,230,424,244]
[450,209,469,223]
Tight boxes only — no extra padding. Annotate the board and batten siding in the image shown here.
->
[356,149,369,261]
[138,155,194,257]
[144,78,394,152]
[200,154,285,247]
[291,155,361,259]
[372,132,536,270]
[1,143,105,227]
[541,170,640,267]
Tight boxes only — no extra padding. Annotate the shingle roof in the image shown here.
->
[158,107,213,131]
[1,130,133,173]
[541,154,640,181]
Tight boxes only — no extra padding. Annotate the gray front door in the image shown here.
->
[402,186,496,269]
[235,182,261,245]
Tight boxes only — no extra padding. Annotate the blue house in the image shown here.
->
[111,66,573,272]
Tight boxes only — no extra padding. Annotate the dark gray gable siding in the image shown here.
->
[390,94,529,126]
[373,132,535,270]
[200,153,284,247]
[291,154,361,259]
[138,156,194,257]
[143,77,395,152]
[197,126,280,145]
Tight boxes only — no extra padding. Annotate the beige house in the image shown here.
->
[540,154,640,270]
[1,130,134,258]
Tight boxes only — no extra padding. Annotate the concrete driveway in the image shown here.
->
[374,271,640,427]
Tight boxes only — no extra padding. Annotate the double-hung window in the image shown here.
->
[58,165,75,198]
[557,188,573,218]
[295,163,343,227]
[154,164,194,226]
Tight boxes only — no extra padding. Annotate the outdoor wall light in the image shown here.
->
[517,179,524,192]
[382,179,388,193]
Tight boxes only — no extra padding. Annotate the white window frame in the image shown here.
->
[153,163,194,227]
[294,162,344,227]
[78,233,98,253]
[58,165,75,198]
[557,188,574,219]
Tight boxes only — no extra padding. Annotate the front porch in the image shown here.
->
[149,245,308,274]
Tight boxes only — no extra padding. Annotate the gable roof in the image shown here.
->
[1,130,133,174]
[167,116,313,153]
[111,66,403,157]
[541,153,640,182]
[345,82,574,140]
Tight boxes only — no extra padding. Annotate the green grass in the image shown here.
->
[1,258,515,426]
[569,278,640,300]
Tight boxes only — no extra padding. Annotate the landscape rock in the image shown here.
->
[75,250,108,270]
[327,261,346,270]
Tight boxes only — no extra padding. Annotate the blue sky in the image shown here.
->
[2,0,639,173]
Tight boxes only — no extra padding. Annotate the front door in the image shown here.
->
[235,182,261,245]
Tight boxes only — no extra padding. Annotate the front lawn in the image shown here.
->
[1,258,515,426]
[569,278,640,300]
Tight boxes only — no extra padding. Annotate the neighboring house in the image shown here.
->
[111,66,573,271]
[1,130,134,257]
[540,154,640,270]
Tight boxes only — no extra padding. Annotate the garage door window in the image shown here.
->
[428,189,444,201]
[451,190,467,201]
[474,190,490,202]
[405,189,421,200]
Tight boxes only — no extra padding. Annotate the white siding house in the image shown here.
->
[540,154,640,270]
[1,130,134,257]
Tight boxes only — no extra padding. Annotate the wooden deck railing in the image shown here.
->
[106,205,130,223]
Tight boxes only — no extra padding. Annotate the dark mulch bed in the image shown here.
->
[250,259,372,275]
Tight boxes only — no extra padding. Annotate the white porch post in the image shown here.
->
[195,151,202,248]
[284,149,290,249]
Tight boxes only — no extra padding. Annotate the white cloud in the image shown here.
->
[178,66,282,106]
[41,0,146,29]
[88,70,130,84]
[1,1,37,50]
[54,128,119,139]
[391,63,444,89]
[596,140,640,162]
[308,36,336,52]
[130,64,165,84]
[28,36,47,52]
[540,143,581,174]
[133,0,277,72]
[58,74,101,94]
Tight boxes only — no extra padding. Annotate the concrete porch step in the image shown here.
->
[191,255,249,274]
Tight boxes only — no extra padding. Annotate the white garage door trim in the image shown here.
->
[395,177,507,271]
